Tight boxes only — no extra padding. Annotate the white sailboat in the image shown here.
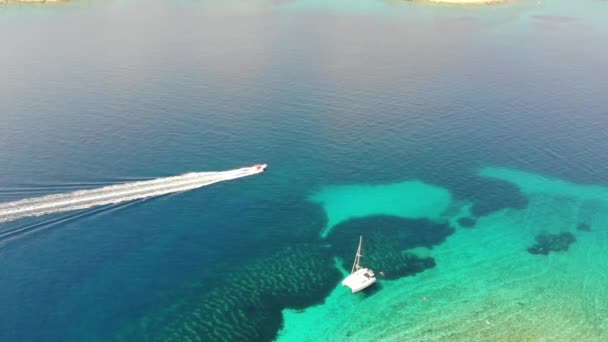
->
[341,236,376,293]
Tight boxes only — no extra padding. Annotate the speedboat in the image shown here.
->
[342,236,376,293]
[253,164,267,172]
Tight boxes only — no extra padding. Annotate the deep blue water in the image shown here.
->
[1,0,608,341]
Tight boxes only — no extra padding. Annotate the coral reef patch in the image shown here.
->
[115,244,340,342]
[327,216,453,279]
[457,217,477,228]
[527,232,576,255]
[577,223,591,232]
[466,177,529,216]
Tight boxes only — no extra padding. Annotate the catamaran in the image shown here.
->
[342,236,376,293]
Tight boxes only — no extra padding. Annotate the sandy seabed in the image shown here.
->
[278,167,608,341]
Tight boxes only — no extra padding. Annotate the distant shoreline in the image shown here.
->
[3,0,507,4]
[423,0,507,4]
[2,0,65,3]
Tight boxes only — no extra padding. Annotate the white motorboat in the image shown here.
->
[342,236,376,293]
[253,163,267,172]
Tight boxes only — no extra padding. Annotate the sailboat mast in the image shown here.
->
[351,236,363,273]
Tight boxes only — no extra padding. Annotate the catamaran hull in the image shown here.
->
[342,268,377,293]
[343,277,376,293]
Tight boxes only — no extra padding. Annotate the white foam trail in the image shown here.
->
[0,166,265,223]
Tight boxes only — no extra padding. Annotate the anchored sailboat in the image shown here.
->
[341,236,376,293]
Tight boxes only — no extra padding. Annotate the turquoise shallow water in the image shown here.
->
[280,167,608,341]
[1,0,608,341]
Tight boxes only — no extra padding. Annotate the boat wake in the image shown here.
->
[0,165,266,224]
[0,199,144,243]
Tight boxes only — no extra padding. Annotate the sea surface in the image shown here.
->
[1,0,608,341]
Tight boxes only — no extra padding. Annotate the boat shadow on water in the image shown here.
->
[358,281,383,299]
